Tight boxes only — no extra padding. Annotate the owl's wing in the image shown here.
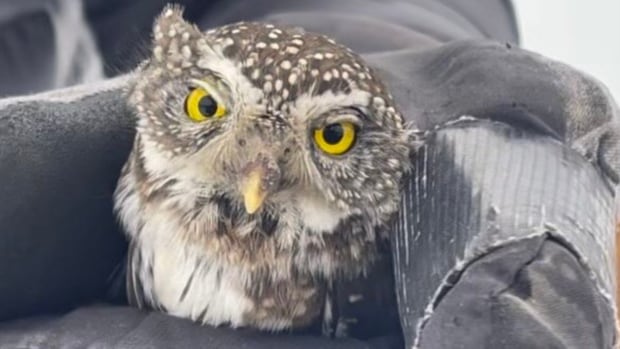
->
[323,239,401,340]
[126,241,148,310]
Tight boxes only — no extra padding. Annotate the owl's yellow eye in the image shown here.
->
[184,87,227,122]
[313,122,357,155]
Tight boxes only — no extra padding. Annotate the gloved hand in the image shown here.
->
[1,38,618,349]
[1,1,618,348]
[374,41,619,349]
[370,40,620,186]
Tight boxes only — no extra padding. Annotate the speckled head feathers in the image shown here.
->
[127,4,410,218]
[143,5,403,121]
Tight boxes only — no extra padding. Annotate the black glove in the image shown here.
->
[1,0,618,348]
[377,41,619,348]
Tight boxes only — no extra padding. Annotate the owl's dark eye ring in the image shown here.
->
[184,87,227,122]
[314,122,357,155]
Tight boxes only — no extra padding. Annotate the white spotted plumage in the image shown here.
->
[115,4,413,334]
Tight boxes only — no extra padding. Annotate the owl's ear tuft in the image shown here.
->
[151,4,201,64]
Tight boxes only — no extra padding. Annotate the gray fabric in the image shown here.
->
[0,0,518,96]
[0,306,400,349]
[196,0,517,53]
[368,40,620,185]
[0,78,133,320]
[88,0,517,76]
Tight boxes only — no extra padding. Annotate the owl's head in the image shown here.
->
[128,6,411,230]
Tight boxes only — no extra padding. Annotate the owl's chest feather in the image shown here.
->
[148,231,325,330]
[118,151,382,330]
[131,191,376,330]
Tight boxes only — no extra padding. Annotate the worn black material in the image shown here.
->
[419,238,611,349]
[392,120,616,348]
[0,88,132,321]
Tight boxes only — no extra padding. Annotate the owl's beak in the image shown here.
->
[241,169,267,214]
[239,154,280,214]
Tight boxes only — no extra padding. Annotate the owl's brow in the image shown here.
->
[348,106,370,120]
[317,106,367,127]
[189,78,227,102]
[334,106,370,122]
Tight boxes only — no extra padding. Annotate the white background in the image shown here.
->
[514,0,620,101]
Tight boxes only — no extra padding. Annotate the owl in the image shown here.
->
[114,5,411,334]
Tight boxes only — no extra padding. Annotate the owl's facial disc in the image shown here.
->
[239,153,281,214]
[129,8,412,223]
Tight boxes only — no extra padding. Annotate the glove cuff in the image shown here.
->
[393,119,617,348]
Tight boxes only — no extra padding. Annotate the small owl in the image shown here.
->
[115,5,411,334]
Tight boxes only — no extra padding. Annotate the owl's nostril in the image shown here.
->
[283,148,291,155]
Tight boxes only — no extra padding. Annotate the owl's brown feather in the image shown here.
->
[115,5,412,334]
